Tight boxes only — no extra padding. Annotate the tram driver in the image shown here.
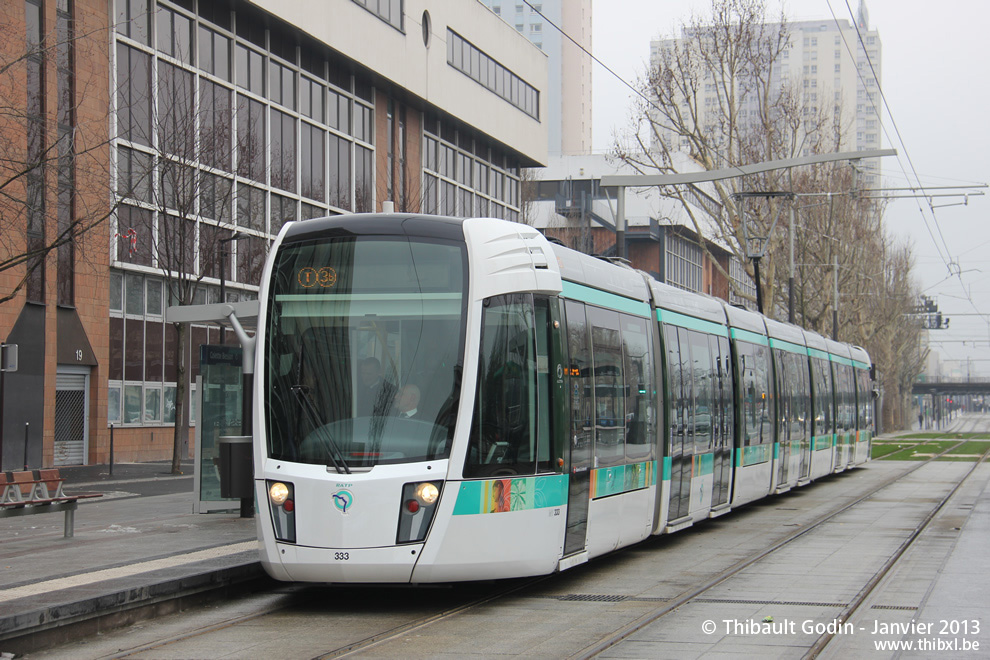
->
[357,357,396,417]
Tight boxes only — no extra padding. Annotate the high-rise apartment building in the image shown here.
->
[482,0,592,155]
[0,0,546,469]
[650,1,882,188]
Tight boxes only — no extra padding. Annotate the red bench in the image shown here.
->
[0,469,102,538]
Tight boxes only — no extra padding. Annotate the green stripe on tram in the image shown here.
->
[451,474,568,515]
[730,328,769,345]
[656,309,728,337]
[560,281,651,318]
[808,347,830,361]
[662,456,672,481]
[769,337,808,355]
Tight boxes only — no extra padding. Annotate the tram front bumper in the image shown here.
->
[261,542,424,583]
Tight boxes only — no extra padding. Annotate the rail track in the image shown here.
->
[36,441,989,660]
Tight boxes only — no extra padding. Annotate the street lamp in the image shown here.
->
[218,231,248,344]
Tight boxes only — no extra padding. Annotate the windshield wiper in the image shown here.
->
[290,384,351,474]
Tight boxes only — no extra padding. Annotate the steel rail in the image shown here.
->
[804,446,990,659]
[571,441,970,659]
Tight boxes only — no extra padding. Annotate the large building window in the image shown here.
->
[352,0,403,32]
[446,29,539,119]
[115,0,151,45]
[116,44,152,147]
[422,116,521,221]
[56,0,76,306]
[665,233,703,293]
[25,0,46,303]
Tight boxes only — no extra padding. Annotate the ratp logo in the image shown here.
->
[332,489,354,514]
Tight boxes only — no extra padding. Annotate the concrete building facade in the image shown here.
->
[0,0,547,468]
[481,0,592,155]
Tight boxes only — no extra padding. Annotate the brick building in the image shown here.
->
[0,0,547,468]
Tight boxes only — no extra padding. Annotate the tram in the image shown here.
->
[253,213,874,583]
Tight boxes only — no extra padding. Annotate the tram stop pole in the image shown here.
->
[226,308,256,518]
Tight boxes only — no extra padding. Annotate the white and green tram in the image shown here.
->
[254,213,874,583]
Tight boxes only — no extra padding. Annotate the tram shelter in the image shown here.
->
[166,301,258,513]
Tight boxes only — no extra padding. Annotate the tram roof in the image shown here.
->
[723,303,768,336]
[802,328,829,352]
[848,345,872,367]
[648,280,727,326]
[549,244,651,303]
[824,338,853,360]
[764,318,807,347]
[281,213,467,244]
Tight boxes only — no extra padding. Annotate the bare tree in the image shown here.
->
[0,7,117,306]
[615,0,925,428]
[615,0,840,309]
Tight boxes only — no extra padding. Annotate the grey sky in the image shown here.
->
[591,0,990,375]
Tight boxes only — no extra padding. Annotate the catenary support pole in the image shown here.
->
[788,207,795,324]
[615,186,626,259]
[833,254,839,340]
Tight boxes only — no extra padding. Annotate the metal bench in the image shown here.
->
[0,469,103,537]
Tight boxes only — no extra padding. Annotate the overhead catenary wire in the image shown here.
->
[828,0,988,324]
[826,0,954,270]
[519,0,660,116]
[519,0,986,330]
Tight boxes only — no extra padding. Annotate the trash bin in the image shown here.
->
[218,435,253,499]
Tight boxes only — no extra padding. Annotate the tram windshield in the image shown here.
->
[264,236,467,468]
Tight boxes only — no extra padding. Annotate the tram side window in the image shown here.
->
[465,294,538,477]
[677,327,695,447]
[781,351,808,442]
[773,348,790,443]
[714,336,733,449]
[792,353,810,440]
[664,324,684,452]
[588,307,625,468]
[738,342,771,446]
[835,363,854,433]
[564,300,594,466]
[689,330,713,454]
[813,357,832,436]
[845,365,856,432]
[856,369,872,430]
[622,315,654,462]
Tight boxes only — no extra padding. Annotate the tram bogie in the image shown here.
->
[254,213,876,584]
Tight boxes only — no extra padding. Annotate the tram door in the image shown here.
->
[711,336,732,507]
[665,325,692,522]
[798,358,811,481]
[562,300,592,557]
[775,350,791,487]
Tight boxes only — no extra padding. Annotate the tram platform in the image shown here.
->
[0,461,261,654]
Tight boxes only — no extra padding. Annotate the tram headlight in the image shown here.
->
[414,482,440,505]
[269,481,290,506]
[266,480,296,544]
[397,481,443,544]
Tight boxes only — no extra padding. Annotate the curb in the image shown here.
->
[0,557,269,656]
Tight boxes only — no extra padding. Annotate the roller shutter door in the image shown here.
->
[54,369,89,466]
